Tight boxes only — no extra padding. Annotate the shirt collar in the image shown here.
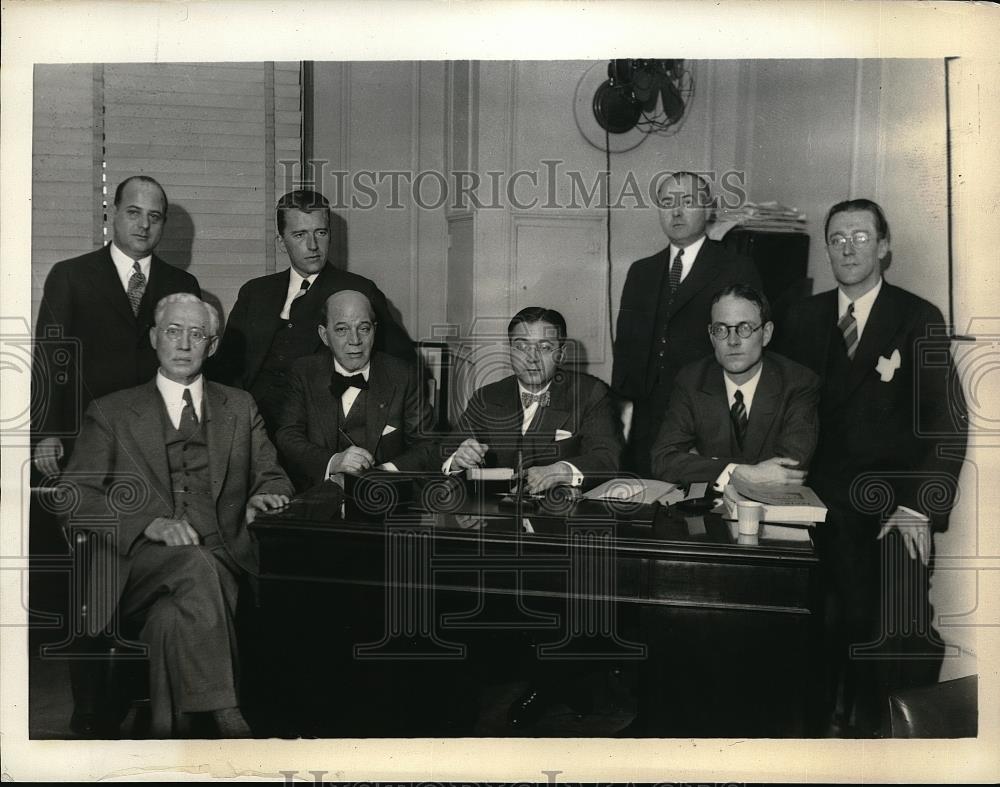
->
[671,234,707,262]
[723,363,763,409]
[333,358,370,380]
[110,241,152,277]
[516,380,552,398]
[156,369,204,406]
[838,276,883,317]
[289,267,320,290]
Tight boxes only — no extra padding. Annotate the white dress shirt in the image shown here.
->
[279,268,320,319]
[156,370,204,429]
[714,365,763,491]
[669,234,707,286]
[110,242,152,292]
[838,277,883,341]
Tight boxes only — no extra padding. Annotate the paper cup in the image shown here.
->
[737,500,763,536]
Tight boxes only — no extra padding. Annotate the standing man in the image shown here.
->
[778,198,968,736]
[211,189,414,436]
[62,294,293,737]
[275,290,436,492]
[612,171,760,477]
[32,175,201,475]
[651,284,820,487]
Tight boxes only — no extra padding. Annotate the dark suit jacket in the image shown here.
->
[32,245,201,444]
[275,351,437,490]
[61,379,293,632]
[777,282,968,532]
[210,262,414,390]
[451,371,624,486]
[651,352,820,484]
[612,239,760,401]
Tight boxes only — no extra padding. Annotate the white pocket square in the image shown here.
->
[875,349,901,382]
[555,429,573,441]
[381,424,398,436]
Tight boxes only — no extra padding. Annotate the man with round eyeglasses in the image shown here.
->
[777,198,968,736]
[59,293,293,738]
[651,284,820,489]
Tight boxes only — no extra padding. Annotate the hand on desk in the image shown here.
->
[145,516,200,546]
[329,446,374,476]
[523,462,574,494]
[733,457,806,486]
[450,438,489,471]
[246,493,291,524]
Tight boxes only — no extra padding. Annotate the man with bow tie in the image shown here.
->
[777,198,968,736]
[446,307,624,494]
[61,293,293,737]
[275,289,436,492]
[651,284,820,490]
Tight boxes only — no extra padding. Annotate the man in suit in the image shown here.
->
[446,307,624,729]
[211,189,414,437]
[32,175,201,475]
[447,307,623,493]
[275,289,435,492]
[651,284,820,488]
[61,293,293,737]
[612,171,761,477]
[778,198,968,736]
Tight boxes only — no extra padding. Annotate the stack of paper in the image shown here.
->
[583,478,686,506]
[708,200,809,239]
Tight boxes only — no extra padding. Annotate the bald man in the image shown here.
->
[275,290,437,492]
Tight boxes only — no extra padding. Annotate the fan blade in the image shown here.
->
[660,80,685,124]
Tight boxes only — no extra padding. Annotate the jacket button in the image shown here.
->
[287,322,294,329]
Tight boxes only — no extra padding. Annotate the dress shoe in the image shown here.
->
[507,688,552,730]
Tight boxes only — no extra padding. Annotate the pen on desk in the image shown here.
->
[338,427,357,447]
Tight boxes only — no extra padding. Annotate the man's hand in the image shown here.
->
[245,493,290,524]
[33,437,64,477]
[732,457,807,486]
[523,462,573,494]
[878,508,932,566]
[144,517,200,546]
[450,438,489,471]
[329,446,374,476]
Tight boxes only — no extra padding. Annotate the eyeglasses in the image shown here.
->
[708,322,763,341]
[160,326,212,345]
[511,339,560,355]
[827,230,873,250]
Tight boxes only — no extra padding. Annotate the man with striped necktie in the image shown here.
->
[650,283,820,489]
[32,175,201,477]
[778,198,968,736]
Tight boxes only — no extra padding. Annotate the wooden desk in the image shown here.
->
[249,481,821,737]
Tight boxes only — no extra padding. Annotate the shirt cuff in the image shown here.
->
[713,463,738,493]
[559,461,584,487]
[325,453,339,480]
[379,462,399,472]
[442,453,461,475]
[897,505,930,522]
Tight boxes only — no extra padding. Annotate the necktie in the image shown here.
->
[731,389,748,448]
[668,248,684,293]
[329,372,369,398]
[520,390,551,408]
[180,388,199,436]
[838,302,859,360]
[288,278,311,317]
[126,261,146,316]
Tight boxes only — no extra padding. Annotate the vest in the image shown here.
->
[336,389,369,453]
[163,405,218,538]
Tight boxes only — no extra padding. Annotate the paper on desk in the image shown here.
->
[467,467,515,481]
[583,478,685,505]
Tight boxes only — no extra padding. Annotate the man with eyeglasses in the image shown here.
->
[777,198,968,736]
[210,189,414,438]
[32,175,202,477]
[275,289,436,492]
[612,171,761,478]
[651,284,820,491]
[446,306,624,495]
[60,293,293,738]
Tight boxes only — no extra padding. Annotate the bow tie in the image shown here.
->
[520,390,551,408]
[330,372,369,397]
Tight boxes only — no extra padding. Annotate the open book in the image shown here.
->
[724,478,827,524]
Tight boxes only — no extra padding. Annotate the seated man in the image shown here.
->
[447,306,623,493]
[61,293,293,738]
[275,289,436,492]
[651,283,820,490]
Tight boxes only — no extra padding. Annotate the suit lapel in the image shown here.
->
[91,246,137,327]
[204,382,235,502]
[697,363,734,455]
[311,354,342,449]
[125,382,172,504]
[668,241,721,318]
[843,285,904,402]
[742,357,780,461]
[364,358,394,458]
